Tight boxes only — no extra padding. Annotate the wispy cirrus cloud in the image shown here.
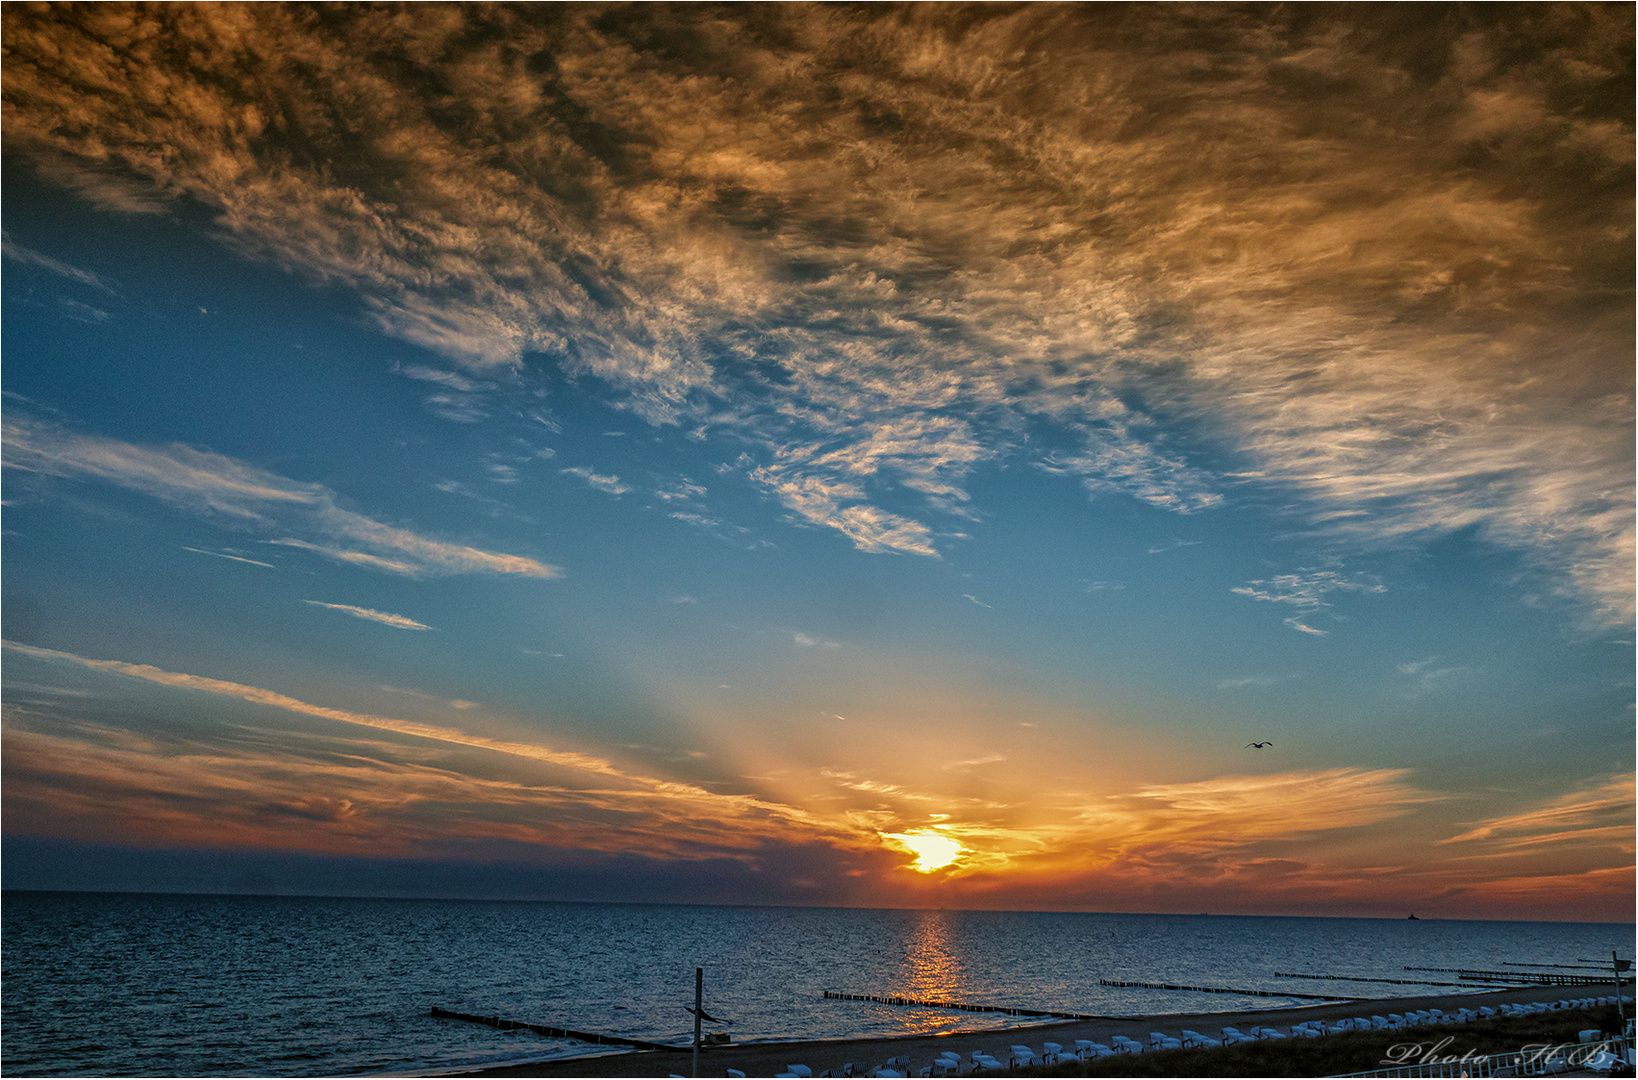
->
[182,546,276,569]
[303,601,431,631]
[1096,768,1438,850]
[1396,656,1468,695]
[1217,674,1284,690]
[1,5,1629,622]
[559,466,630,497]
[1440,775,1636,850]
[2,415,560,579]
[1,707,842,864]
[792,632,841,650]
[1233,569,1387,635]
[750,465,941,557]
[392,364,494,394]
[394,362,499,423]
[1,233,117,294]
[0,640,857,861]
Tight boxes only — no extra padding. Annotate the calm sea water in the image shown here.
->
[2,891,1631,1076]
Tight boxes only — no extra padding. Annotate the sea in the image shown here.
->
[2,891,1632,1077]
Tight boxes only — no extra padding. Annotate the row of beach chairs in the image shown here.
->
[740,994,1633,1077]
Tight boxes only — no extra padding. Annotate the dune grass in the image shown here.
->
[1015,1005,1630,1078]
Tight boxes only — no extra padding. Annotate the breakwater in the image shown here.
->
[1097,978,1353,1001]
[822,990,1101,1019]
[429,1006,677,1051]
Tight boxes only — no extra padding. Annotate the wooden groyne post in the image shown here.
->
[428,1006,676,1051]
[823,989,1101,1019]
[1275,971,1512,989]
[1402,966,1614,987]
[1615,952,1630,1026]
[1096,978,1354,1002]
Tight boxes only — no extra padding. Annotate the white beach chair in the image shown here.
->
[1180,1029,1216,1048]
[1110,1034,1144,1054]
[785,1066,813,1078]
[1005,1046,1036,1068]
[1251,1025,1286,1040]
[968,1050,1001,1073]
[1039,1041,1063,1064]
[1073,1039,1113,1059]
[1148,1031,1182,1050]
[1586,1048,1623,1075]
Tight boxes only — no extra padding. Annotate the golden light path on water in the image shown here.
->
[885,829,965,873]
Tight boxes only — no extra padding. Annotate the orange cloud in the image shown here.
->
[6,642,1630,918]
[0,643,874,866]
[1441,775,1635,849]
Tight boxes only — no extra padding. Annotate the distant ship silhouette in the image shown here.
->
[1407,913,1419,920]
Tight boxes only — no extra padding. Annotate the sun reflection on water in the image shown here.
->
[903,909,966,1001]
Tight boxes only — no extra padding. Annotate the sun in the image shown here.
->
[885,828,965,873]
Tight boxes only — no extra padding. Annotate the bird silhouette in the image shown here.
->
[1246,741,1273,749]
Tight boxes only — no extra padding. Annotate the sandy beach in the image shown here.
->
[456,982,1622,1078]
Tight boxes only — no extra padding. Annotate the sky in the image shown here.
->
[1,3,1632,922]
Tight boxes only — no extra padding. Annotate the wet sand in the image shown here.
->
[454,982,1619,1078]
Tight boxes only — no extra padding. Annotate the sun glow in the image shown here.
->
[886,829,965,873]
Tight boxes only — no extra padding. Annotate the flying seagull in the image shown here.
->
[1246,741,1273,749]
